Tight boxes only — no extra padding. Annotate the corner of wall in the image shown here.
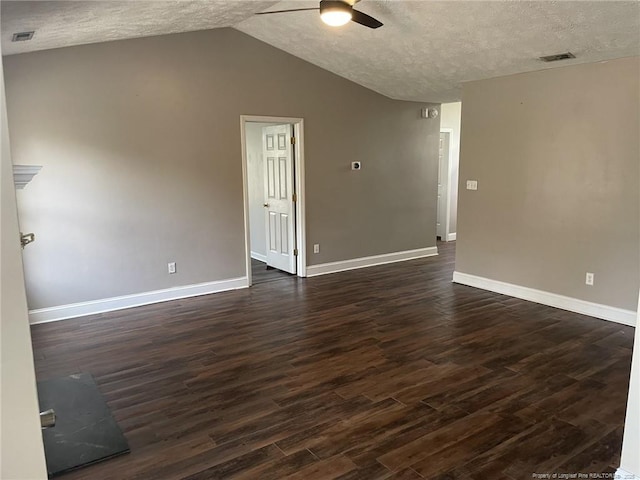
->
[0,53,48,479]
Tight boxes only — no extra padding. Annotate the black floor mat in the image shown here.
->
[38,373,130,477]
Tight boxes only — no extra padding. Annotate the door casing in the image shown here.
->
[240,115,307,285]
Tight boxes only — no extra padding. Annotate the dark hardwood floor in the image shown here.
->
[251,258,294,285]
[31,242,634,479]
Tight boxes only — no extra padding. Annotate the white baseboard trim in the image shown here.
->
[616,468,640,479]
[446,233,457,241]
[452,271,637,327]
[307,247,438,278]
[29,277,249,324]
[250,251,267,263]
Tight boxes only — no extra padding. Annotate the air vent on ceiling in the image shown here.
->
[12,31,35,42]
[539,52,576,62]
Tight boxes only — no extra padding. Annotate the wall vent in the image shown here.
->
[12,31,35,42]
[539,52,576,62]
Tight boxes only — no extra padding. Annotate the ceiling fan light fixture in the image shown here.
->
[320,1,352,26]
[321,10,352,26]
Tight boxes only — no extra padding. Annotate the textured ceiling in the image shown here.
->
[0,1,279,55]
[2,1,639,102]
[237,0,640,102]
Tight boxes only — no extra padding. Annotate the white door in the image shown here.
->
[437,132,450,239]
[263,124,296,274]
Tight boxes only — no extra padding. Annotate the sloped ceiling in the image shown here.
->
[2,1,639,102]
[0,1,279,54]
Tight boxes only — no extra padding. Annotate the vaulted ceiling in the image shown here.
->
[2,1,639,102]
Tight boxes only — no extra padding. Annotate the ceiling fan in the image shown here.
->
[256,0,383,29]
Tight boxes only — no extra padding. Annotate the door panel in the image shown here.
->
[267,157,276,198]
[263,124,296,274]
[279,157,287,199]
[280,215,289,253]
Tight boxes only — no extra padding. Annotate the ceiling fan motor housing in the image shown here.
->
[320,1,353,15]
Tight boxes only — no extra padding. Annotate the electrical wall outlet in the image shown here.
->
[466,180,478,190]
[168,262,177,274]
[313,244,320,254]
[585,272,594,286]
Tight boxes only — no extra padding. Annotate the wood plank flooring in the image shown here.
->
[31,242,634,479]
[251,258,293,285]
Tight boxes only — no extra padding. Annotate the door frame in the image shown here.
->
[240,115,307,285]
[439,128,454,242]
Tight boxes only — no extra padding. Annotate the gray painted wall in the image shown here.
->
[455,56,639,311]
[0,53,47,478]
[4,28,439,310]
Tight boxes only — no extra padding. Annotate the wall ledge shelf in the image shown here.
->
[13,165,42,189]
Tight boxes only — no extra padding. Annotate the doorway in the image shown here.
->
[240,116,306,285]
[437,130,451,241]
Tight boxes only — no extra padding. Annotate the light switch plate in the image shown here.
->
[466,180,478,190]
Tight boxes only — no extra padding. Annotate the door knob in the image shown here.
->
[263,203,269,208]
[20,232,35,249]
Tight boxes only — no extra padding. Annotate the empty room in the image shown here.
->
[1,1,639,479]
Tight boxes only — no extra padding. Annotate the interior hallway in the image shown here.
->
[251,258,294,285]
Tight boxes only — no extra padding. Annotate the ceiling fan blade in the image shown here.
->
[256,8,319,15]
[351,9,383,28]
